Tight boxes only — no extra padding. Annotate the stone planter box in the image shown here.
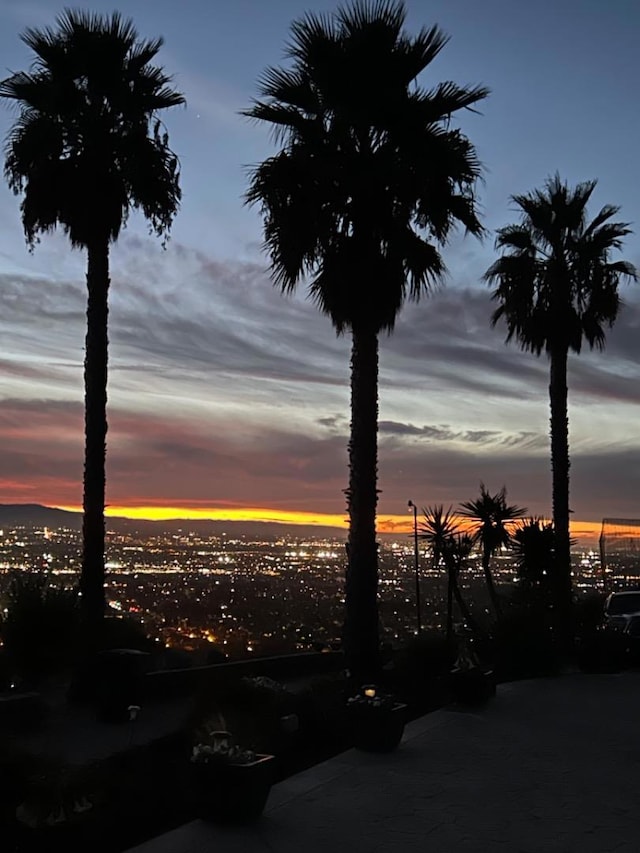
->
[449,668,496,706]
[190,754,274,824]
[348,702,407,753]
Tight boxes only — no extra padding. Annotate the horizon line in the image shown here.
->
[47,503,604,541]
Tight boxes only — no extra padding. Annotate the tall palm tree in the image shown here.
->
[485,175,636,637]
[419,506,480,638]
[459,483,525,617]
[245,1,486,681]
[1,11,183,636]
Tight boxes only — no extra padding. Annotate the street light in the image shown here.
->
[408,500,421,634]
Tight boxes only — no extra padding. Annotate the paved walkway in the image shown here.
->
[129,673,639,853]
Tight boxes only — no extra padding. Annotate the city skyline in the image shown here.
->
[0,515,608,659]
[0,0,639,538]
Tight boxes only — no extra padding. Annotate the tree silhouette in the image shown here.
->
[245,0,486,681]
[459,483,525,617]
[1,11,183,635]
[485,175,636,638]
[512,517,555,606]
[419,505,481,638]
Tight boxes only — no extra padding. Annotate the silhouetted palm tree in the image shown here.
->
[512,517,554,606]
[1,11,183,635]
[245,1,487,681]
[420,506,480,638]
[459,483,525,617]
[485,175,636,637]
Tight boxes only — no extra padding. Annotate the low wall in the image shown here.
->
[143,651,344,700]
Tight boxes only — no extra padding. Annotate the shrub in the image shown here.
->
[491,604,559,680]
[296,673,349,745]
[98,616,155,653]
[67,618,153,707]
[577,627,627,673]
[0,573,80,682]
[191,674,299,755]
[573,592,606,637]
[385,632,456,707]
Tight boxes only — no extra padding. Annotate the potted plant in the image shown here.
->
[346,686,407,753]
[189,728,274,824]
[449,640,495,706]
[14,760,94,843]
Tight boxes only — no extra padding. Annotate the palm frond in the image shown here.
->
[245,1,486,332]
[1,9,183,248]
[419,505,460,567]
[487,174,637,358]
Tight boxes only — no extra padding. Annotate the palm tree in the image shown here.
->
[512,517,555,606]
[485,175,636,639]
[1,11,183,636]
[459,483,525,617]
[245,1,486,681]
[419,506,480,639]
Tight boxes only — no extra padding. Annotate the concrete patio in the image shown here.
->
[129,673,639,853]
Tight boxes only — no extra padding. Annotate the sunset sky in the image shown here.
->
[0,0,639,542]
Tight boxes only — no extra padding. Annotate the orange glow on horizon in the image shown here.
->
[53,504,603,542]
[57,504,351,529]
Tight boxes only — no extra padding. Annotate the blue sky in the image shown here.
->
[0,0,638,534]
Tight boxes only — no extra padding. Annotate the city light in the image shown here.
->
[0,520,614,657]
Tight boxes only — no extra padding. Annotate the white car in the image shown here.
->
[604,591,640,631]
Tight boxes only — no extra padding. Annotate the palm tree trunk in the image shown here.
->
[549,346,572,646]
[482,543,502,617]
[80,238,110,637]
[449,562,484,637]
[446,562,454,643]
[343,324,380,684]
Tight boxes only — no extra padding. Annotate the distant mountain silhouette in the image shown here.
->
[0,504,347,541]
[0,504,83,529]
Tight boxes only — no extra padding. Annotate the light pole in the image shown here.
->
[408,500,421,634]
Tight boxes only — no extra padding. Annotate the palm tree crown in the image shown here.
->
[245,0,487,333]
[420,505,481,638]
[1,9,183,248]
[419,504,460,564]
[459,483,525,560]
[485,174,636,355]
[512,518,555,602]
[459,483,526,616]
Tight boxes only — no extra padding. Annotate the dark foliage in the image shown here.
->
[419,506,485,637]
[1,10,183,247]
[511,517,555,605]
[0,573,79,681]
[387,631,456,708]
[573,592,606,636]
[97,616,154,653]
[192,674,299,756]
[490,604,560,681]
[577,628,627,674]
[459,483,525,617]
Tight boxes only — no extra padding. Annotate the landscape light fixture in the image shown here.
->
[407,500,422,634]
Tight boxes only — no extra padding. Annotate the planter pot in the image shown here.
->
[449,668,495,706]
[348,702,407,753]
[14,799,96,850]
[280,713,299,734]
[191,755,274,824]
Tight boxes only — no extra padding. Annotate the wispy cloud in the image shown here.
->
[0,233,638,524]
